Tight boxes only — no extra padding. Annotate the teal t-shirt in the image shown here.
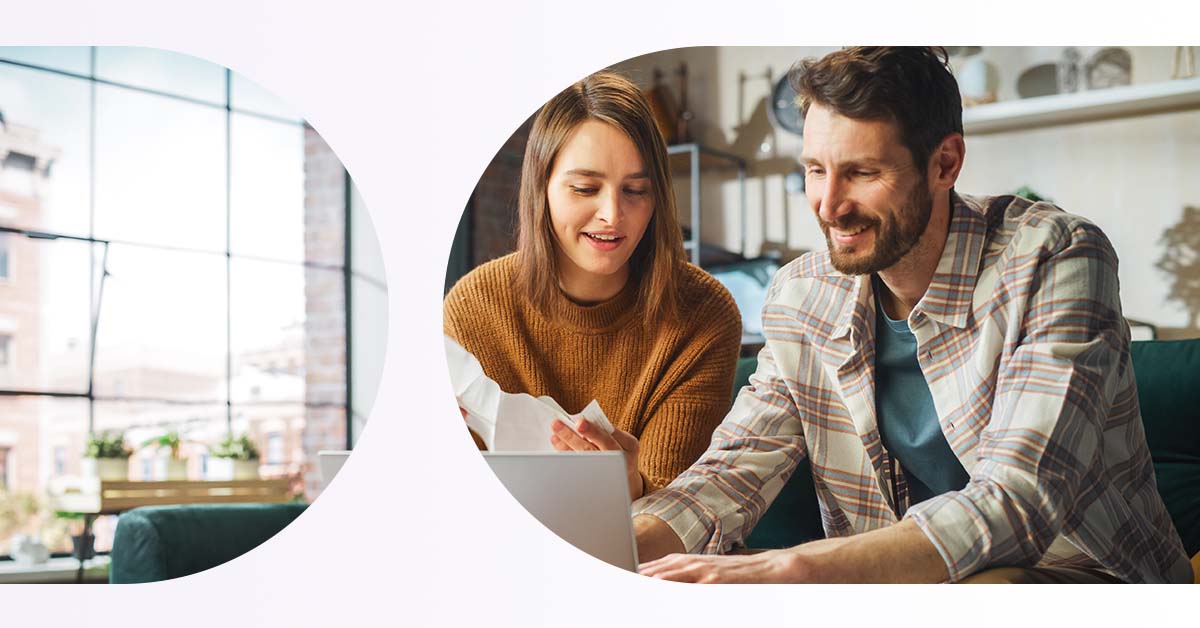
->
[873,277,970,506]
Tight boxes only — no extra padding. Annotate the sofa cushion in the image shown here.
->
[1131,338,1200,557]
[1130,340,1200,465]
[109,502,308,583]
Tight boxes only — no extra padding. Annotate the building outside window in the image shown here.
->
[0,46,389,558]
[0,446,9,490]
[0,234,9,279]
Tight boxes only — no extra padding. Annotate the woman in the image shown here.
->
[444,70,742,501]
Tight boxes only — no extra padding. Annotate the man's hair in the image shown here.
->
[789,47,963,175]
[514,70,684,323]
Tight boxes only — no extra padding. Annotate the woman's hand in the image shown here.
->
[550,418,645,500]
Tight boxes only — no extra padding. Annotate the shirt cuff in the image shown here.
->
[633,487,727,555]
[905,489,995,582]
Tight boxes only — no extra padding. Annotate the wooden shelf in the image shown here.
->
[963,77,1200,135]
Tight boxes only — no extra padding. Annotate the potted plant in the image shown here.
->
[207,434,260,480]
[141,431,187,481]
[82,431,132,481]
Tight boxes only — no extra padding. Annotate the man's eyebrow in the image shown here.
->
[799,157,888,168]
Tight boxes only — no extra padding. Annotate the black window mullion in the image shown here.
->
[87,45,97,435]
[224,68,233,436]
[344,170,353,450]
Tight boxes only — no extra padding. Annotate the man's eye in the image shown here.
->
[853,170,878,178]
[806,168,825,177]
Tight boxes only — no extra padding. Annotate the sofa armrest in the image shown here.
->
[110,502,307,584]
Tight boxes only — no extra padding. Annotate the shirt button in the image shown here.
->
[923,350,934,361]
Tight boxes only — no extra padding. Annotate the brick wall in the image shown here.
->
[462,116,534,271]
[0,122,50,494]
[301,125,347,499]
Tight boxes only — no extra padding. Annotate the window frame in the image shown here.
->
[0,47,366,458]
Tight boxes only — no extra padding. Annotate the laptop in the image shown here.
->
[483,451,639,572]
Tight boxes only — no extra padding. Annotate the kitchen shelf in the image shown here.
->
[667,143,747,266]
[963,77,1200,135]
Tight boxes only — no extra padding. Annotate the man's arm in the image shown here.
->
[638,518,948,583]
[633,515,684,564]
[631,334,809,556]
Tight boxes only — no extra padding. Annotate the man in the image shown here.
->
[629,47,1192,583]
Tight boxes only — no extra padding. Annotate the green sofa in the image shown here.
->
[737,338,1200,577]
[109,503,308,583]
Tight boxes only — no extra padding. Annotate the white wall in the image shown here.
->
[614,46,1200,334]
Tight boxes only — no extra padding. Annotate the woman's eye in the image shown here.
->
[624,188,649,196]
[569,186,597,195]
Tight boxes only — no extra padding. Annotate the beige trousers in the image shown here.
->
[958,566,1125,584]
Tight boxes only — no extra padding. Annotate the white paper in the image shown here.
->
[445,335,613,451]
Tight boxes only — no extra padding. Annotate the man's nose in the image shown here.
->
[815,176,852,225]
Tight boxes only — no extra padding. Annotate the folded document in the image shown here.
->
[445,335,614,451]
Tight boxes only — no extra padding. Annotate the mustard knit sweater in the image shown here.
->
[443,253,743,490]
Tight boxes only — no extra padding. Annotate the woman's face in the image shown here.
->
[546,120,654,302]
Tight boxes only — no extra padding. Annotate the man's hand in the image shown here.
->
[639,549,808,583]
[636,519,950,583]
[550,418,644,500]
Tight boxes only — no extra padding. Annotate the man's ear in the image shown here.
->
[928,133,965,191]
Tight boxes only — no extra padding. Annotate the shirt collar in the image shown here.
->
[918,191,986,329]
[831,191,986,340]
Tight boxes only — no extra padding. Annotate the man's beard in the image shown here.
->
[820,182,933,276]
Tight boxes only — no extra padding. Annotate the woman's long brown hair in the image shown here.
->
[513,70,685,324]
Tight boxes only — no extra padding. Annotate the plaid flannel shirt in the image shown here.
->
[634,192,1192,583]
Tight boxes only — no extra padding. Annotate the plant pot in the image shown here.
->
[71,533,95,561]
[154,458,188,481]
[81,457,129,481]
[206,458,259,480]
[232,459,259,480]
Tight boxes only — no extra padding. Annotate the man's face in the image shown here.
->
[801,104,933,275]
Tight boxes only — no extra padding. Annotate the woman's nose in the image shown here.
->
[594,189,621,225]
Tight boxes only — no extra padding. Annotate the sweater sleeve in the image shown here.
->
[636,279,743,492]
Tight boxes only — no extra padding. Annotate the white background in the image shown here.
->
[2,0,1197,625]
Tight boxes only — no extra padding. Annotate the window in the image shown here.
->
[0,446,9,489]
[0,234,9,280]
[0,47,388,558]
[266,432,284,465]
[0,334,11,367]
[0,152,37,197]
[53,446,65,475]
